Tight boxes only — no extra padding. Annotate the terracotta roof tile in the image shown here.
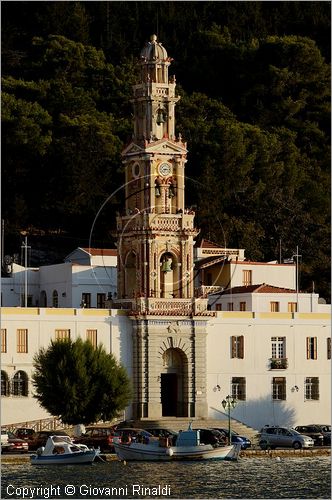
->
[81,248,117,257]
[219,284,297,295]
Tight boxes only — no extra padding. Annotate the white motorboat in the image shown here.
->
[113,424,241,461]
[30,435,100,465]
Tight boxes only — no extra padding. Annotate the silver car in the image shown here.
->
[258,426,314,449]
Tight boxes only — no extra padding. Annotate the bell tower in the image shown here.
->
[115,36,212,420]
[116,34,198,302]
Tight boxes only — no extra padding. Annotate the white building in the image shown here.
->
[1,247,117,309]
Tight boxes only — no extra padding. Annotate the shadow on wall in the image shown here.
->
[210,395,297,430]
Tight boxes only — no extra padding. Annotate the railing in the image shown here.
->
[2,417,70,433]
[195,285,223,298]
[270,358,288,369]
[113,297,215,317]
[116,212,197,233]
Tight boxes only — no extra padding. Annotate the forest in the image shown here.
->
[1,1,331,301]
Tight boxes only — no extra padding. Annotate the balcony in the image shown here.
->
[270,358,288,370]
[113,297,216,317]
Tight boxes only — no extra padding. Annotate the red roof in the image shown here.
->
[219,284,297,295]
[81,248,117,257]
[196,238,223,249]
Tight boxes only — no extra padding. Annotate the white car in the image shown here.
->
[1,430,9,450]
[258,426,314,449]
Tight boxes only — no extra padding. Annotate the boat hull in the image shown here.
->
[114,442,240,462]
[30,450,99,465]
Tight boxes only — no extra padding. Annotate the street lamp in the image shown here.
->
[222,395,237,445]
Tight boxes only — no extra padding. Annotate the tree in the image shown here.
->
[32,338,132,425]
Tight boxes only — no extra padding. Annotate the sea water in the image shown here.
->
[1,456,330,499]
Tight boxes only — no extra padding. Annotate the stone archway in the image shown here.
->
[161,348,188,417]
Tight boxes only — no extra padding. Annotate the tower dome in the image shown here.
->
[140,34,168,61]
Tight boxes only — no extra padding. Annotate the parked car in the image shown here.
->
[1,430,9,451]
[1,431,29,453]
[26,430,70,450]
[214,428,251,449]
[258,426,314,449]
[194,428,226,447]
[14,428,36,440]
[311,425,331,445]
[75,426,116,452]
[294,425,324,446]
[113,427,153,444]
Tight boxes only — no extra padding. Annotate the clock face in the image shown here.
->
[159,163,171,176]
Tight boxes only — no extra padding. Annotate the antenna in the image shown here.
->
[292,246,302,312]
[21,237,31,307]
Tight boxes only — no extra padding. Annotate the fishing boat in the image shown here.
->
[30,435,100,465]
[113,424,241,461]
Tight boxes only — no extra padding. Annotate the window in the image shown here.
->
[81,293,91,308]
[227,302,234,311]
[327,338,331,360]
[97,293,106,309]
[52,290,58,308]
[306,337,317,360]
[86,329,97,348]
[242,270,252,286]
[12,371,28,396]
[271,337,286,359]
[240,302,246,311]
[305,377,319,400]
[231,377,246,400]
[1,371,10,396]
[231,336,244,359]
[272,377,286,400]
[55,329,70,341]
[206,273,212,286]
[288,302,297,312]
[215,304,222,311]
[17,329,28,353]
[270,302,279,312]
[1,329,7,353]
[20,295,33,307]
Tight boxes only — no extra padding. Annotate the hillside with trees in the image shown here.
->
[1,1,330,300]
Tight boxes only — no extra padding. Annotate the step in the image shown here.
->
[127,416,259,443]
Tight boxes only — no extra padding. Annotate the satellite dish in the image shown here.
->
[4,255,13,265]
[318,298,326,304]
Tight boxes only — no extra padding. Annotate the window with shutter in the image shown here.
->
[231,336,244,359]
[305,377,319,400]
[272,377,286,400]
[306,337,317,359]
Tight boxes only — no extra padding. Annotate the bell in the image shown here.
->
[156,109,165,125]
[161,257,172,272]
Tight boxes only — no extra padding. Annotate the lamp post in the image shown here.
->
[222,395,237,445]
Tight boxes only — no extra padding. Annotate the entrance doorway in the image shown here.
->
[160,348,188,417]
[161,373,177,416]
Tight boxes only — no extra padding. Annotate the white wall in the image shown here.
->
[229,262,296,289]
[209,291,322,313]
[0,307,130,425]
[1,264,40,307]
[206,312,331,430]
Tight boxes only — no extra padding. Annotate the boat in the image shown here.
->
[113,424,241,461]
[30,435,100,465]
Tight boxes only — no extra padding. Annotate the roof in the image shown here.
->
[195,255,228,269]
[80,248,117,257]
[213,284,297,296]
[196,238,223,249]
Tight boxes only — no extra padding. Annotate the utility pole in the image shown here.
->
[293,246,302,312]
[21,237,31,307]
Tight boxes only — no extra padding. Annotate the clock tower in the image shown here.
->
[115,36,212,420]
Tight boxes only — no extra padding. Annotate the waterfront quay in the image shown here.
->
[2,447,330,464]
